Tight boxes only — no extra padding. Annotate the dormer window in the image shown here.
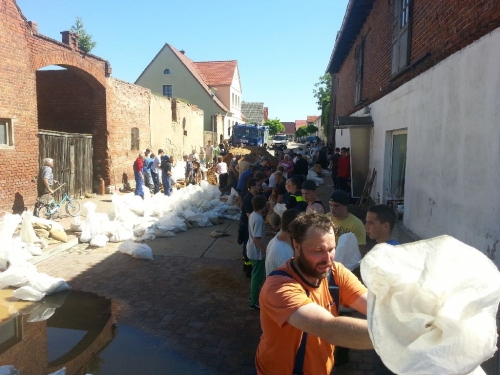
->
[164,69,171,75]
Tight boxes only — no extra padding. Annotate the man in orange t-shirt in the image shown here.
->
[255,213,373,375]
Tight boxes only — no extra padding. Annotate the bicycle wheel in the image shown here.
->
[38,205,53,220]
[66,199,81,217]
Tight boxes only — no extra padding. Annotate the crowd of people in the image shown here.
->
[229,142,400,374]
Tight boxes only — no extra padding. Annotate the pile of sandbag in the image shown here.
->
[361,235,500,375]
[77,181,241,255]
[0,212,70,303]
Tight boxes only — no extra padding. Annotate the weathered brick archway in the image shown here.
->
[0,0,117,211]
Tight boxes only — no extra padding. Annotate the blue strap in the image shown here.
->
[328,271,340,313]
[268,269,309,375]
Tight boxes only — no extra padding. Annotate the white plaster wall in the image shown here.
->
[348,27,500,265]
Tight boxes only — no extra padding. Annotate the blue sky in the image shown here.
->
[17,0,348,122]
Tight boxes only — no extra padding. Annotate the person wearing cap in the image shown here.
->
[326,190,367,257]
[301,180,325,214]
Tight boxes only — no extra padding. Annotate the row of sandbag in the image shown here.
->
[76,181,241,258]
[0,212,70,303]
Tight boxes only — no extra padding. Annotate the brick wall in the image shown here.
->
[334,0,500,116]
[0,0,40,213]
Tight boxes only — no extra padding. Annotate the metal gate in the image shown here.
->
[38,130,93,199]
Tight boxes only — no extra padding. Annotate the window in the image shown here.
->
[163,69,171,75]
[391,0,412,75]
[131,127,139,150]
[354,38,365,105]
[389,131,407,199]
[162,85,172,98]
[0,119,14,148]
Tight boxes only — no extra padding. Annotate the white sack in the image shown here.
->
[0,262,37,289]
[361,235,500,375]
[13,286,45,301]
[23,243,42,256]
[0,213,21,242]
[273,203,287,217]
[225,188,240,206]
[19,211,41,244]
[334,233,361,271]
[28,272,70,295]
[90,234,109,247]
[107,221,134,242]
[118,240,153,260]
[70,216,83,232]
[47,368,66,375]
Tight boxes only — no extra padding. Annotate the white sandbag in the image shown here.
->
[0,366,19,375]
[0,262,37,289]
[7,247,33,266]
[185,212,212,227]
[225,188,240,206]
[70,216,82,232]
[0,260,7,271]
[107,221,134,242]
[80,209,109,243]
[28,272,70,295]
[13,285,45,301]
[334,233,361,271]
[0,213,21,242]
[90,234,109,247]
[81,201,96,216]
[273,203,287,217]
[135,227,155,242]
[361,235,500,375]
[156,213,187,233]
[153,228,176,238]
[19,211,41,244]
[23,243,42,256]
[118,240,153,260]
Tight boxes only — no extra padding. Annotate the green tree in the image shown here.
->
[306,124,318,134]
[71,17,97,53]
[313,74,333,143]
[264,119,285,136]
[313,74,331,111]
[295,126,307,138]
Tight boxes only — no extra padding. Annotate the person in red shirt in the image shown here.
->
[133,152,145,198]
[337,147,351,193]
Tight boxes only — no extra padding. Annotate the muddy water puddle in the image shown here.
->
[0,290,211,374]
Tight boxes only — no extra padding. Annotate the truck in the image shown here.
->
[270,134,288,150]
[231,123,269,147]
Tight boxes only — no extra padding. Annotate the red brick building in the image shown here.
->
[327,0,500,274]
[0,0,203,213]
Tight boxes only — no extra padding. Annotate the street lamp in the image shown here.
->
[209,87,217,144]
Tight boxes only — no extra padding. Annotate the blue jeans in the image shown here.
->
[134,170,144,198]
[151,171,160,194]
[162,171,171,196]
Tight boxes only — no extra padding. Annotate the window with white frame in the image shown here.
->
[0,119,14,147]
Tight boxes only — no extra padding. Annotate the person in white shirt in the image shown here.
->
[151,149,164,194]
[215,156,228,189]
[265,208,301,277]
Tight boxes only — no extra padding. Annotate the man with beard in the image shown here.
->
[255,213,372,374]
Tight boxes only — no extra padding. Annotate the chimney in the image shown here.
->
[28,21,38,34]
[60,31,79,50]
[180,49,186,55]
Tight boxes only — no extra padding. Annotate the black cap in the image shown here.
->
[329,190,349,206]
[301,180,317,191]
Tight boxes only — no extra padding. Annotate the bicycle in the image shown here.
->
[35,182,81,220]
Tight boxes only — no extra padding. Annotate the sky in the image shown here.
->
[16,0,349,122]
